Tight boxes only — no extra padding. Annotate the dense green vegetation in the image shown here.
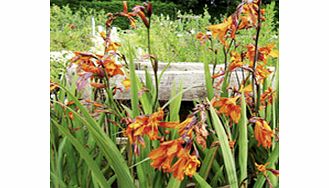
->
[51,2,278,64]
[51,0,279,28]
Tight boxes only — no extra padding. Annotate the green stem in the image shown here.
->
[147,27,159,111]
[211,40,217,84]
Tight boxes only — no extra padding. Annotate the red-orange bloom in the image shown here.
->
[122,78,131,90]
[169,148,201,181]
[255,64,272,83]
[105,42,121,52]
[228,51,244,71]
[132,4,151,28]
[125,116,149,147]
[255,162,279,177]
[260,87,275,106]
[184,155,201,177]
[238,1,264,30]
[196,32,211,45]
[148,139,184,172]
[253,118,274,148]
[246,44,278,65]
[50,82,59,92]
[118,1,138,28]
[71,52,124,78]
[212,96,241,124]
[207,16,233,46]
[103,58,124,77]
[125,109,178,146]
[137,11,149,28]
[255,162,270,176]
[143,109,165,140]
[175,116,196,137]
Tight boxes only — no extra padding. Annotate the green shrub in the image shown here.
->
[51,1,183,29]
[50,5,107,51]
[120,7,213,62]
[50,2,278,65]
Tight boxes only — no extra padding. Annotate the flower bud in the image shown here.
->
[123,1,128,13]
[146,2,152,17]
[137,11,149,28]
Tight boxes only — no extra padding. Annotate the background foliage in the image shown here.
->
[50,1,278,64]
[51,0,278,30]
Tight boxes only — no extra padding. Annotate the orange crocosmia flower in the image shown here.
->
[122,1,128,13]
[259,43,279,59]
[255,162,270,176]
[196,32,210,45]
[148,139,184,172]
[125,116,149,146]
[125,108,174,144]
[169,155,187,180]
[239,84,253,93]
[238,0,265,30]
[269,49,279,58]
[144,109,179,140]
[174,116,195,137]
[90,82,106,89]
[143,109,165,140]
[71,53,103,76]
[228,51,244,71]
[122,78,131,89]
[260,87,275,106]
[238,15,252,30]
[137,11,149,28]
[80,63,102,75]
[106,42,121,52]
[169,148,201,181]
[247,44,278,65]
[100,31,107,40]
[238,2,259,29]
[212,96,241,124]
[118,1,138,29]
[184,155,201,177]
[50,82,59,92]
[207,16,233,46]
[246,44,256,63]
[254,119,274,148]
[120,12,137,29]
[103,59,124,77]
[255,64,272,83]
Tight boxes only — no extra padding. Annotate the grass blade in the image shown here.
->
[169,81,183,122]
[52,86,135,188]
[128,51,139,118]
[50,172,68,188]
[167,176,181,188]
[209,101,238,188]
[238,94,248,187]
[202,47,214,100]
[198,146,218,181]
[194,173,212,188]
[52,120,109,188]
